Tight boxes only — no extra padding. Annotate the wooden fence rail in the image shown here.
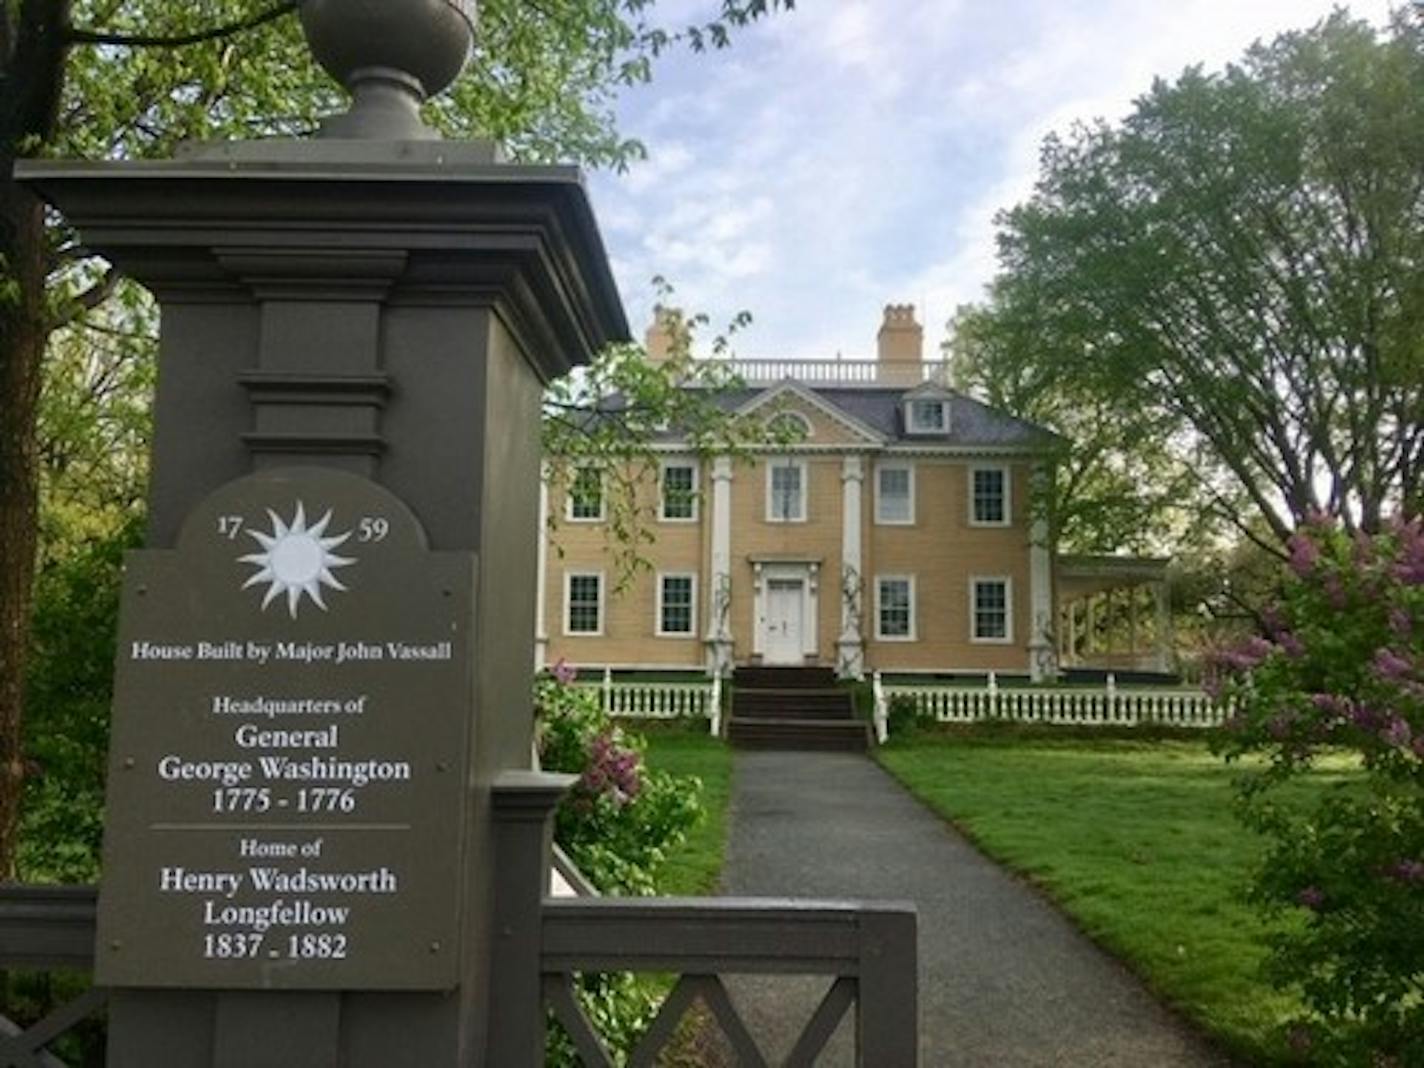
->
[543,897,918,1067]
[0,888,918,1068]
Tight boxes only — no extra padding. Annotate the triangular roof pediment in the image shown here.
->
[735,380,886,445]
[901,380,954,400]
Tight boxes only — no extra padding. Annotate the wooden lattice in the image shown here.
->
[544,971,856,1068]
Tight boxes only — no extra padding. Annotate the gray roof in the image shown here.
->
[690,385,1060,449]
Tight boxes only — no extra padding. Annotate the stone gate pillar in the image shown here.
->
[18,6,627,1065]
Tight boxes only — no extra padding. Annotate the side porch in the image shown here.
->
[1055,554,1175,679]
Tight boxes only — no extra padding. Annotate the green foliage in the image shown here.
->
[1212,516,1423,1064]
[950,300,1202,556]
[951,11,1424,551]
[536,671,702,895]
[18,515,141,883]
[885,693,930,736]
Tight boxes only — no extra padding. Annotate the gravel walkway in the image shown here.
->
[718,751,1235,1067]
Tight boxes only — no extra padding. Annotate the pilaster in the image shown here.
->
[837,455,866,679]
[705,456,734,676]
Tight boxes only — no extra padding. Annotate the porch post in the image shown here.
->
[837,454,866,679]
[706,456,734,675]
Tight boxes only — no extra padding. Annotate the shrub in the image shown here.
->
[886,694,931,736]
[533,663,705,1062]
[1211,515,1422,1065]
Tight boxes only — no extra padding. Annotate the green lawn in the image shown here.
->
[877,733,1357,1064]
[642,727,733,896]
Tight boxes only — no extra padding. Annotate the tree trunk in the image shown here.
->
[0,165,48,879]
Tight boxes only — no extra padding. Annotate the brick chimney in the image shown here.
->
[645,305,689,364]
[876,303,923,369]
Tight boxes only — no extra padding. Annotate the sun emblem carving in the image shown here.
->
[239,502,356,618]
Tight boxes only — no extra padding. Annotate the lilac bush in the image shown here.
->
[534,663,701,895]
[533,664,706,1063]
[1211,516,1423,1065]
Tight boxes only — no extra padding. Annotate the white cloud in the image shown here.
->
[591,0,1398,356]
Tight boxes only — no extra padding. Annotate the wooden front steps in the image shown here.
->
[728,666,869,752]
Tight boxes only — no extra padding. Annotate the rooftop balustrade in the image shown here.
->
[683,357,955,389]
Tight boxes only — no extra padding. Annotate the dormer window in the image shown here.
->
[906,398,947,434]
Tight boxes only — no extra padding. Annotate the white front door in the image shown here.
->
[764,579,805,665]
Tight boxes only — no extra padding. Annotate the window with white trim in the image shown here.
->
[971,577,1012,642]
[875,463,914,524]
[766,459,806,522]
[970,465,1009,526]
[565,573,603,635]
[906,398,947,434]
[657,574,697,636]
[660,461,698,521]
[876,576,915,640]
[567,467,604,521]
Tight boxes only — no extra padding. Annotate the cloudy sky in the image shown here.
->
[588,0,1399,358]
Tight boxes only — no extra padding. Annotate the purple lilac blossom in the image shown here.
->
[1277,631,1305,658]
[1392,518,1424,584]
[1372,648,1414,682]
[1388,606,1413,639]
[552,658,578,685]
[1350,705,1385,731]
[1287,532,1320,577]
[1388,859,1424,883]
[1296,886,1325,910]
[1381,717,1413,748]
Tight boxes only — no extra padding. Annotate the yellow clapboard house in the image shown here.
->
[538,305,1172,682]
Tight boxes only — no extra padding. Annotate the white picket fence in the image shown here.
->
[577,669,722,735]
[878,672,1223,732]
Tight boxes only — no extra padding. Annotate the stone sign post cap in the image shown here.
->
[300,0,478,140]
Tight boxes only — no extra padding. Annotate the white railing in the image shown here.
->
[689,359,954,388]
[579,670,718,728]
[873,672,1225,734]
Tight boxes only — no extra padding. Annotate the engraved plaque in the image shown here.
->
[95,468,473,990]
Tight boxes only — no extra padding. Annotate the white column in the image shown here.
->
[1028,461,1056,681]
[706,456,734,676]
[837,454,866,679]
[534,463,550,671]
